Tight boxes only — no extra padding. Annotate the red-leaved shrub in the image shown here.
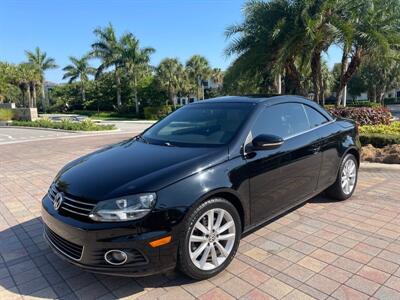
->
[327,107,392,126]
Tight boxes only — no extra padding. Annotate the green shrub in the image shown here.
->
[70,110,139,120]
[347,101,382,108]
[144,106,172,120]
[360,133,400,147]
[327,107,392,125]
[11,118,116,131]
[384,97,400,105]
[0,108,14,121]
[359,122,400,135]
[359,122,400,147]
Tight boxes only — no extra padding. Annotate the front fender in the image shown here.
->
[156,157,250,230]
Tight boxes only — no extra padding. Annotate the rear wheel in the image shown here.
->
[178,198,241,280]
[326,154,358,200]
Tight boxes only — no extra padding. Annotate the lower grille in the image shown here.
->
[44,226,83,261]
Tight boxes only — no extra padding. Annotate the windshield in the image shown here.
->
[142,103,255,147]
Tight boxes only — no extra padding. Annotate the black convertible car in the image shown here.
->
[42,96,360,279]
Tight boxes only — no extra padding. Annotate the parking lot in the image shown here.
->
[1,131,400,299]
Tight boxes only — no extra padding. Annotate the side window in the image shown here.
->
[304,105,329,128]
[251,103,310,138]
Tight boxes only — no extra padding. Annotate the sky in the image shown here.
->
[0,0,342,83]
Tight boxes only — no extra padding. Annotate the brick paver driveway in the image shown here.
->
[1,133,400,300]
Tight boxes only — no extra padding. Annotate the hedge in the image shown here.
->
[0,108,14,121]
[359,122,400,147]
[360,134,400,148]
[327,107,392,126]
[12,118,116,131]
[384,98,400,105]
[144,106,172,120]
[347,102,382,108]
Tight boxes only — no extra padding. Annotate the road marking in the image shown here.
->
[0,131,140,145]
[0,134,13,139]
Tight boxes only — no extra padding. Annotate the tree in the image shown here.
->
[225,0,309,96]
[119,33,155,114]
[62,55,96,103]
[91,23,124,108]
[25,47,57,109]
[0,62,20,103]
[211,68,224,86]
[156,58,184,107]
[12,64,40,108]
[225,0,400,105]
[359,57,400,103]
[335,0,400,105]
[91,24,155,112]
[186,55,211,100]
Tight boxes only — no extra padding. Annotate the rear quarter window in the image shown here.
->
[303,105,329,128]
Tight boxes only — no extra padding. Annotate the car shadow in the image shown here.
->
[242,193,340,237]
[0,217,194,299]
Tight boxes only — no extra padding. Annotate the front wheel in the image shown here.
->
[326,153,358,200]
[178,198,241,280]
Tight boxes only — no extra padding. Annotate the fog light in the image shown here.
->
[104,250,128,265]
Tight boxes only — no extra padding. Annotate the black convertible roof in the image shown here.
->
[192,95,309,105]
[190,95,334,121]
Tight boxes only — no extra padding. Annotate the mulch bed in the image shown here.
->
[362,144,400,164]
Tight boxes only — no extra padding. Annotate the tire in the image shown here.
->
[178,198,241,280]
[325,153,358,201]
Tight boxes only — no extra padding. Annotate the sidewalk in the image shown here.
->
[0,134,399,299]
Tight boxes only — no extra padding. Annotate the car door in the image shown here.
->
[303,104,341,189]
[246,103,323,225]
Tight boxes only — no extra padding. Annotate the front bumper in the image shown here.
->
[41,195,178,276]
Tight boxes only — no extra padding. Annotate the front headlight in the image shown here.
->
[89,193,156,222]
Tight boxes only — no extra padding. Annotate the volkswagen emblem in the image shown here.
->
[53,192,64,210]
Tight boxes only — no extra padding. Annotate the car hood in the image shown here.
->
[54,138,228,202]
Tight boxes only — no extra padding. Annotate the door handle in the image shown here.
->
[310,145,321,153]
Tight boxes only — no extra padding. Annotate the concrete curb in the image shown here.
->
[360,162,400,171]
[0,125,120,134]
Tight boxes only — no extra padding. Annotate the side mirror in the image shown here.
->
[248,134,284,151]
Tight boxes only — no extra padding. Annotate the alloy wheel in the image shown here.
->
[188,208,236,271]
[341,158,356,195]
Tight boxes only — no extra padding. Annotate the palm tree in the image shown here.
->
[186,55,211,100]
[62,55,96,103]
[120,33,155,114]
[13,64,39,108]
[156,58,184,108]
[335,0,400,105]
[91,23,124,108]
[211,68,224,86]
[225,0,308,96]
[296,0,345,103]
[177,68,195,102]
[25,47,57,109]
